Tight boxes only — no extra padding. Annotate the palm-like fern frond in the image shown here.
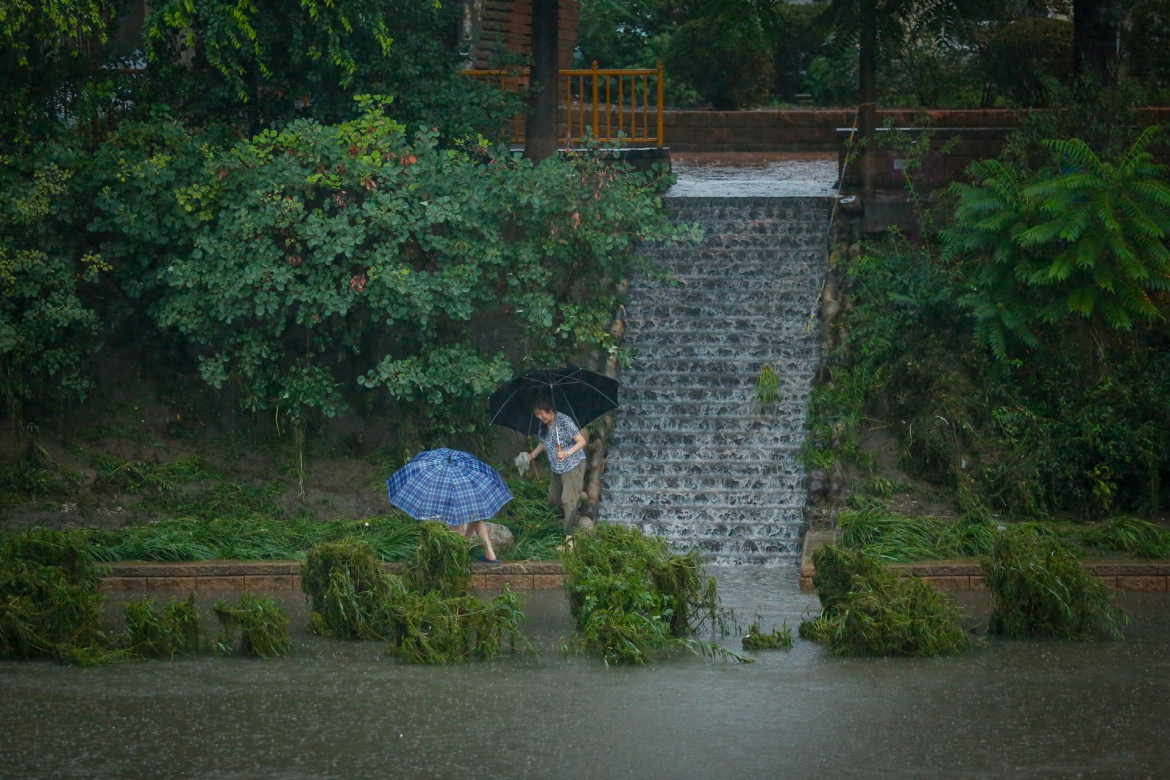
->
[945,127,1170,361]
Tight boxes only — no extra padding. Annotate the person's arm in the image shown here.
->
[558,430,587,461]
[530,441,545,461]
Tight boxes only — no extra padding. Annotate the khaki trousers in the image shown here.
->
[548,461,586,533]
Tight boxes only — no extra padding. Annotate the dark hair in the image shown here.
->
[531,397,555,433]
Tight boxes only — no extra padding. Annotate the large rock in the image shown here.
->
[486,522,515,553]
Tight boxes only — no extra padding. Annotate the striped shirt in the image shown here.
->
[539,412,586,475]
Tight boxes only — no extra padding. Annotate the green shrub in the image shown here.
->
[0,529,106,660]
[123,593,202,659]
[664,16,774,109]
[301,538,524,663]
[213,593,292,658]
[801,545,973,656]
[1121,0,1170,94]
[982,526,1126,640]
[802,39,858,106]
[760,2,822,101]
[982,18,1073,107]
[404,521,471,597]
[562,524,737,664]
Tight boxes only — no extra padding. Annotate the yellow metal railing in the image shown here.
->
[462,62,665,148]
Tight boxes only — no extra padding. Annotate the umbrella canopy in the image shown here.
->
[489,365,619,436]
[385,448,513,526]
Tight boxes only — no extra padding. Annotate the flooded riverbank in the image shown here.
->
[1,566,1166,779]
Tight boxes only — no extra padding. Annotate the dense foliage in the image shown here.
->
[301,538,525,663]
[944,129,1170,361]
[982,526,1127,639]
[0,528,106,660]
[212,593,293,657]
[810,117,1170,520]
[561,523,738,664]
[1,0,693,453]
[578,0,1160,109]
[799,544,973,656]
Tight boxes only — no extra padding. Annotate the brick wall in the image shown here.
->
[665,107,1170,156]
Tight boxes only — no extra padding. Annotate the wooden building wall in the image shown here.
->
[468,0,581,70]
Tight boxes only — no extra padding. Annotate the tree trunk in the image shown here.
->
[858,0,878,229]
[1073,0,1119,86]
[525,0,559,162]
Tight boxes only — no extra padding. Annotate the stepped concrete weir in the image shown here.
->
[601,154,838,565]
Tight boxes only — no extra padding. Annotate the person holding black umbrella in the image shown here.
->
[526,397,587,537]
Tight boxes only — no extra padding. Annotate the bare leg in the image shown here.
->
[469,520,497,561]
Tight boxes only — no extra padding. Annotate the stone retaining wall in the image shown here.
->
[799,530,1170,592]
[101,561,566,592]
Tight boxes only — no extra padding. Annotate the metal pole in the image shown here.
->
[592,61,600,142]
[656,61,664,148]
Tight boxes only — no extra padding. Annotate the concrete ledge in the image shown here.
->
[798,532,1170,592]
[101,560,566,592]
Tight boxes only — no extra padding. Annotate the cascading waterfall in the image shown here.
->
[601,195,831,565]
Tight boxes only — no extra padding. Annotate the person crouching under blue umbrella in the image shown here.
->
[526,398,587,538]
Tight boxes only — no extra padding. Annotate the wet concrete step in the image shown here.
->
[683,234,826,251]
[620,385,809,403]
[615,366,811,386]
[605,443,802,463]
[624,344,816,362]
[618,400,807,418]
[602,503,806,523]
[634,275,821,292]
[664,196,833,218]
[614,372,756,390]
[678,539,805,564]
[608,430,807,450]
[601,489,806,509]
[603,473,804,493]
[623,318,820,337]
[622,358,819,376]
[613,416,809,436]
[635,519,804,539]
[626,286,818,306]
[626,302,818,319]
[638,250,827,272]
[601,457,802,476]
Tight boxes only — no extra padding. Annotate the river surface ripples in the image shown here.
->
[1,566,1167,779]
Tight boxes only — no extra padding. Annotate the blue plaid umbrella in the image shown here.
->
[385,448,513,526]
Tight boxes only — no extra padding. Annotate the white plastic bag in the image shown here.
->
[513,451,531,476]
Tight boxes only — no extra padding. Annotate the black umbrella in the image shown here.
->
[489,365,620,436]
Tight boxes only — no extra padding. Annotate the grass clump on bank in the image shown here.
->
[66,473,564,564]
[838,507,1170,564]
[301,537,524,664]
[983,526,1127,640]
[213,594,293,657]
[123,594,202,659]
[77,514,427,563]
[0,528,106,660]
[561,524,741,665]
[1079,517,1170,559]
[799,545,974,656]
[0,528,293,663]
[838,505,998,562]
